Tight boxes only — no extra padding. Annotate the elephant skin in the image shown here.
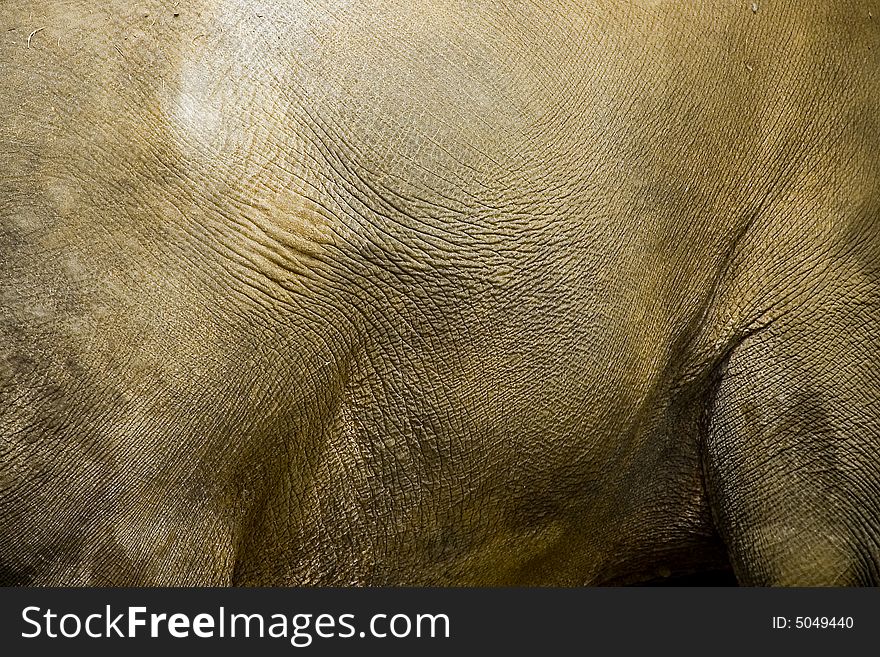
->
[0,0,878,586]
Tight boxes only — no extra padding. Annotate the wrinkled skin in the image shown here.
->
[1,0,878,586]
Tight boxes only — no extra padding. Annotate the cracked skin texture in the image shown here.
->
[0,0,878,586]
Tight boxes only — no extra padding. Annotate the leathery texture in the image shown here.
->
[0,0,877,585]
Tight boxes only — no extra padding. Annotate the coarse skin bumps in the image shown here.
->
[0,0,878,585]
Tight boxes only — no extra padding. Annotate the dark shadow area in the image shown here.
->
[638,569,738,586]
[0,564,35,587]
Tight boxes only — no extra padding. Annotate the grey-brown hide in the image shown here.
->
[0,0,878,585]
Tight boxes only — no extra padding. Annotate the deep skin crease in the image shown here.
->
[0,0,878,586]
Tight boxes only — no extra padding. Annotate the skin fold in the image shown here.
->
[0,0,877,586]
